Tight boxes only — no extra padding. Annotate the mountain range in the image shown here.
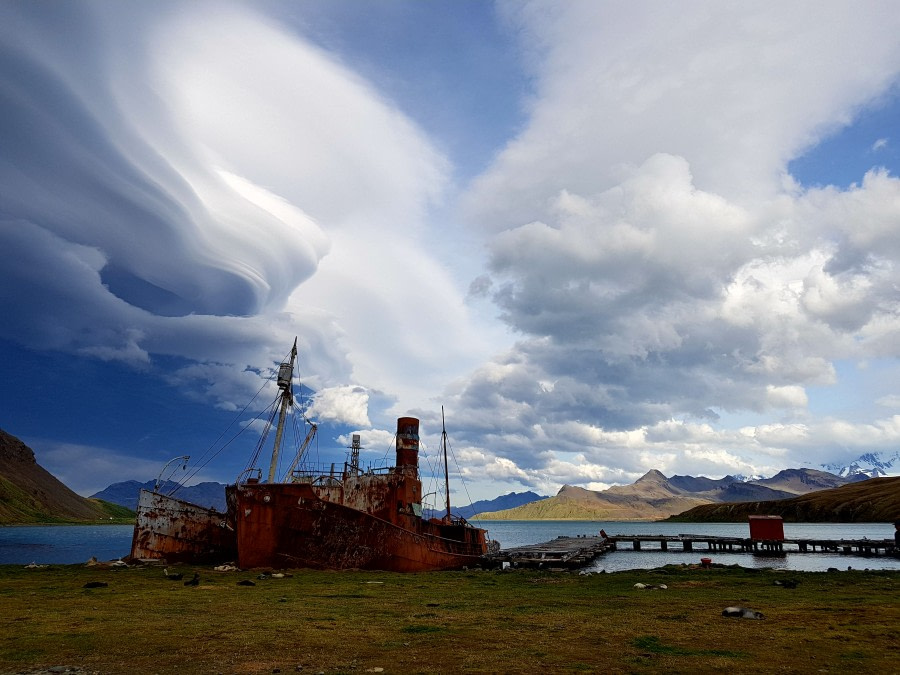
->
[477,468,871,521]
[91,479,229,512]
[2,426,897,525]
[821,451,900,478]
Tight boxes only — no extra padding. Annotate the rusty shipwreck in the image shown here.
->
[132,339,496,571]
[230,414,496,571]
[130,487,236,564]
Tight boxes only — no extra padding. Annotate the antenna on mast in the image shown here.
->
[442,406,451,522]
[267,338,297,483]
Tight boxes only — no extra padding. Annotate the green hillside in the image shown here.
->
[667,476,900,522]
[0,429,135,524]
[478,483,708,521]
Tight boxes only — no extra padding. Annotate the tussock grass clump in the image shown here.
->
[0,563,897,673]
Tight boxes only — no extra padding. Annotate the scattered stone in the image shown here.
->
[773,579,798,588]
[214,564,238,572]
[24,562,48,569]
[237,579,256,586]
[722,606,764,619]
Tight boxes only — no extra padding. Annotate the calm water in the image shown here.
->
[1,521,897,571]
[0,524,134,565]
[473,520,900,572]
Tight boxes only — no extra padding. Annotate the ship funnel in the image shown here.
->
[395,417,419,472]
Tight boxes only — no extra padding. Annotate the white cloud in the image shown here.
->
[4,2,900,501]
[876,394,900,409]
[766,385,809,410]
[308,386,371,427]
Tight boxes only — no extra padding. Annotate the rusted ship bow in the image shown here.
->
[130,489,236,564]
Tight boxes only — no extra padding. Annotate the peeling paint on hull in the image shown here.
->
[129,489,236,564]
[230,482,490,572]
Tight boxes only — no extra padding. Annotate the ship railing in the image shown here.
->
[235,468,262,486]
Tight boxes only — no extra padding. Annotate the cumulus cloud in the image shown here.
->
[307,386,371,427]
[468,1,900,229]
[438,2,900,491]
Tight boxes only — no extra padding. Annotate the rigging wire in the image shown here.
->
[243,396,280,475]
[168,343,296,491]
[442,424,478,520]
[170,369,277,492]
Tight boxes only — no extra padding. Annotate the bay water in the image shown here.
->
[475,520,900,572]
[1,520,897,571]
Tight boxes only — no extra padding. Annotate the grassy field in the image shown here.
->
[0,562,897,674]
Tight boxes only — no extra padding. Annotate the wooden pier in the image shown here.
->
[607,535,897,557]
[489,535,614,569]
[488,534,897,569]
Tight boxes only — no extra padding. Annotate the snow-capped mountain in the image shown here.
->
[821,452,900,479]
[730,473,765,483]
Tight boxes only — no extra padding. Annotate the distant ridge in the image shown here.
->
[667,476,900,523]
[426,491,547,520]
[0,429,132,524]
[91,479,228,511]
[478,468,855,521]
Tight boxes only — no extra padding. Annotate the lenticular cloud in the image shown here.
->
[0,3,329,326]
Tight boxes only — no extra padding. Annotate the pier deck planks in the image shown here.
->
[487,534,897,569]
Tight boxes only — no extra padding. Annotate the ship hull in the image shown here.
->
[230,483,489,571]
[129,489,236,564]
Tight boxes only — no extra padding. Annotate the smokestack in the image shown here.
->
[395,417,419,473]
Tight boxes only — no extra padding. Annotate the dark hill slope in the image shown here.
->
[0,429,131,524]
[668,476,900,523]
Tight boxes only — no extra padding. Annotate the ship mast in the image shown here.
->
[442,406,451,521]
[267,338,297,483]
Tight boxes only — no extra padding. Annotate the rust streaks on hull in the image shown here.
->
[130,489,236,564]
[231,481,489,572]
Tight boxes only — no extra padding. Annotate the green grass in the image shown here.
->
[0,563,897,673]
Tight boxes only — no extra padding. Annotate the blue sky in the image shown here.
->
[2,1,900,501]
